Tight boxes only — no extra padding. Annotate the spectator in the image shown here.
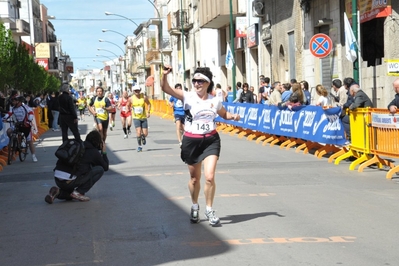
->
[331,79,348,108]
[281,83,292,102]
[226,86,233,102]
[349,84,373,110]
[279,83,304,110]
[268,81,282,105]
[300,80,311,105]
[249,86,257,103]
[239,83,254,103]
[59,84,81,143]
[233,82,243,103]
[315,84,329,107]
[258,77,271,104]
[341,77,356,140]
[213,83,226,102]
[388,78,399,114]
[51,92,60,131]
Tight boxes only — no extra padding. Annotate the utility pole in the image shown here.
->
[352,0,359,82]
[180,0,186,87]
[229,0,236,99]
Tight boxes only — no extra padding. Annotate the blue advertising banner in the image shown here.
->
[216,103,346,145]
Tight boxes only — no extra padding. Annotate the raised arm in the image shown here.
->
[161,67,184,101]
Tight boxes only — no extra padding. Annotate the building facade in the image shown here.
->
[147,0,398,107]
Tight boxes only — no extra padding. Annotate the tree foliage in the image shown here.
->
[0,23,60,96]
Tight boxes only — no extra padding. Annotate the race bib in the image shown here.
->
[176,100,183,108]
[133,107,143,114]
[96,108,104,114]
[122,106,127,112]
[191,120,215,134]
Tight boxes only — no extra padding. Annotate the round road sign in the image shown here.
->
[309,33,333,58]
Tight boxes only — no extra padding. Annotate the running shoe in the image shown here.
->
[190,206,200,224]
[137,146,143,152]
[204,209,220,226]
[32,154,38,162]
[70,190,90,202]
[141,135,146,145]
[124,134,128,139]
[128,129,131,135]
[44,186,60,204]
[112,122,115,127]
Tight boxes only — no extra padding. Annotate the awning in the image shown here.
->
[104,66,110,71]
[145,75,154,86]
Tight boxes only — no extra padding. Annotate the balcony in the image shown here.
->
[10,19,30,36]
[199,0,246,29]
[167,10,193,35]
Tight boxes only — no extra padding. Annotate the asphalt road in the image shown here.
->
[1,113,399,266]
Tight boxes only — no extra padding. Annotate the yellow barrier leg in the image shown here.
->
[286,139,304,150]
[349,153,371,171]
[255,135,267,144]
[328,147,347,163]
[386,165,399,179]
[229,128,240,136]
[335,149,357,165]
[280,138,294,149]
[358,155,395,172]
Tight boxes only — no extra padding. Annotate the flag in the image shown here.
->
[344,12,357,62]
[225,42,235,70]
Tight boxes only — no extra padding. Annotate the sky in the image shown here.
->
[40,0,155,71]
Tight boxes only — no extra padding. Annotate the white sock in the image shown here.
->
[192,203,199,210]
[206,206,212,212]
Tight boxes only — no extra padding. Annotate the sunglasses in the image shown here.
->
[192,79,207,85]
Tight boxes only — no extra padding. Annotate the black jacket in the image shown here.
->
[239,90,254,103]
[349,90,373,110]
[55,141,109,177]
[387,93,399,110]
[59,91,77,118]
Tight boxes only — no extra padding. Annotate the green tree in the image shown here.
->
[0,23,16,95]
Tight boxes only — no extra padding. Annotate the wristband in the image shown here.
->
[102,152,107,155]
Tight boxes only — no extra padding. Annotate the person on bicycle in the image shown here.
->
[2,96,38,162]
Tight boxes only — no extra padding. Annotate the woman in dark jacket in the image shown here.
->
[45,130,109,203]
[239,82,254,103]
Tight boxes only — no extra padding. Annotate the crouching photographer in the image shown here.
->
[44,130,109,204]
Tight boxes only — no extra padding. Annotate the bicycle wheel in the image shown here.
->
[7,136,15,165]
[19,135,27,162]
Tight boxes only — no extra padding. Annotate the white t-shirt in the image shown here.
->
[183,91,222,134]
[214,88,225,102]
[316,95,328,107]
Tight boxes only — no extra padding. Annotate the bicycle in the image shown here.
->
[5,118,28,165]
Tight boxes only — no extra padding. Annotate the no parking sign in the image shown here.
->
[309,33,332,58]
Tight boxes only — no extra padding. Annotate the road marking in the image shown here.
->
[186,236,356,247]
[167,193,275,200]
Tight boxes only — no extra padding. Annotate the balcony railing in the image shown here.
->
[168,10,193,35]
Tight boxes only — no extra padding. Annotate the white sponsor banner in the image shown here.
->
[371,113,399,128]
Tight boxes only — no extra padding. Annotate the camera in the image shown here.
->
[163,66,172,72]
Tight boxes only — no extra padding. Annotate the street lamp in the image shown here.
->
[97,48,119,58]
[102,29,127,39]
[105,11,139,27]
[105,11,147,88]
[146,0,163,66]
[96,54,115,61]
[99,39,125,54]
